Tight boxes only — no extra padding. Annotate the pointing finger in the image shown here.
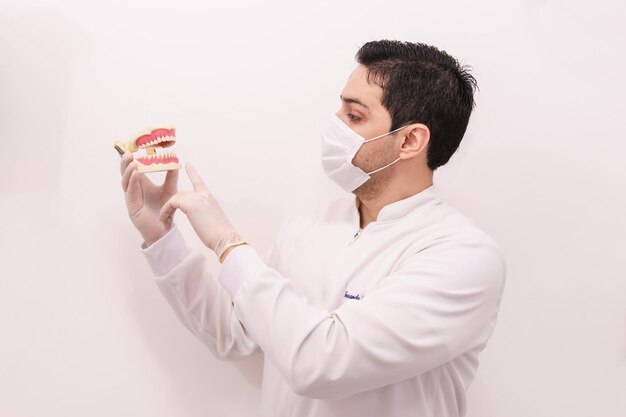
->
[120,152,134,176]
[122,162,137,192]
[127,169,144,214]
[185,162,208,194]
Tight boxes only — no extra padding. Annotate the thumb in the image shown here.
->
[159,193,181,224]
[163,164,179,190]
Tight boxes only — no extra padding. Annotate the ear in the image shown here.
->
[400,123,430,155]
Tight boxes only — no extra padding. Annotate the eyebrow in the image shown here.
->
[340,94,370,111]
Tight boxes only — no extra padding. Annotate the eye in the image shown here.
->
[347,113,361,122]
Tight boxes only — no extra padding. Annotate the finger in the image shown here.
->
[120,152,134,176]
[163,213,174,231]
[122,162,137,192]
[127,169,144,210]
[159,194,181,224]
[185,162,209,194]
[163,165,179,191]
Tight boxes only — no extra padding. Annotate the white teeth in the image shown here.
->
[134,141,177,158]
[158,136,173,143]
[154,135,174,144]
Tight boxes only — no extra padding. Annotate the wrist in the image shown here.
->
[143,225,173,248]
[219,242,248,264]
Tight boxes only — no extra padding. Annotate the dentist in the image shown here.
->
[119,39,506,417]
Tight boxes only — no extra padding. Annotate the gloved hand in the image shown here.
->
[159,161,247,263]
[120,152,179,247]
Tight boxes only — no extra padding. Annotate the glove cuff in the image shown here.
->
[218,240,249,263]
[214,231,248,263]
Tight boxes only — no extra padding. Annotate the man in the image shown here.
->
[118,39,506,417]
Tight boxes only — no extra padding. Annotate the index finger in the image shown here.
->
[185,162,208,193]
[120,152,134,176]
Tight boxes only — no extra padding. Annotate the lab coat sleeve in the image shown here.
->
[217,236,507,400]
[140,223,271,361]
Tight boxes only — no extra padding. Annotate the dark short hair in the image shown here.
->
[355,40,478,171]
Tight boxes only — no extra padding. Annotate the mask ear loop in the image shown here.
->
[363,124,408,143]
[363,125,408,175]
[365,156,401,175]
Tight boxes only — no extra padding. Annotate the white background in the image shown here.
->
[1,0,624,416]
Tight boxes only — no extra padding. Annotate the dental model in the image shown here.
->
[113,125,181,173]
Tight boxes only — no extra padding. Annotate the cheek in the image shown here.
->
[353,142,379,165]
[351,147,367,165]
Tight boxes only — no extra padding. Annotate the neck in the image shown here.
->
[357,176,433,229]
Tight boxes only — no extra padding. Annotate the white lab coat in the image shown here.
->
[140,184,507,417]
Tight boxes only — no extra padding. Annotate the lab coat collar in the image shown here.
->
[352,183,439,224]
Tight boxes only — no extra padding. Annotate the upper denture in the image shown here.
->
[134,126,176,148]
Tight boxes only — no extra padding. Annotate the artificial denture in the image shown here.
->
[113,124,181,173]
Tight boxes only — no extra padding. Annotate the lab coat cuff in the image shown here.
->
[218,244,265,300]
[140,224,191,276]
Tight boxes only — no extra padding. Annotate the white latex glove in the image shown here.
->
[120,152,179,247]
[159,161,247,263]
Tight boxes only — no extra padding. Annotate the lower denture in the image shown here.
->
[137,155,179,165]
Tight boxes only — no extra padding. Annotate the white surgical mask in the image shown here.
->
[321,113,408,193]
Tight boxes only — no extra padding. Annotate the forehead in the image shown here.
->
[341,64,384,110]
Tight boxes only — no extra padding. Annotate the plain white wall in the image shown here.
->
[1,0,624,416]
